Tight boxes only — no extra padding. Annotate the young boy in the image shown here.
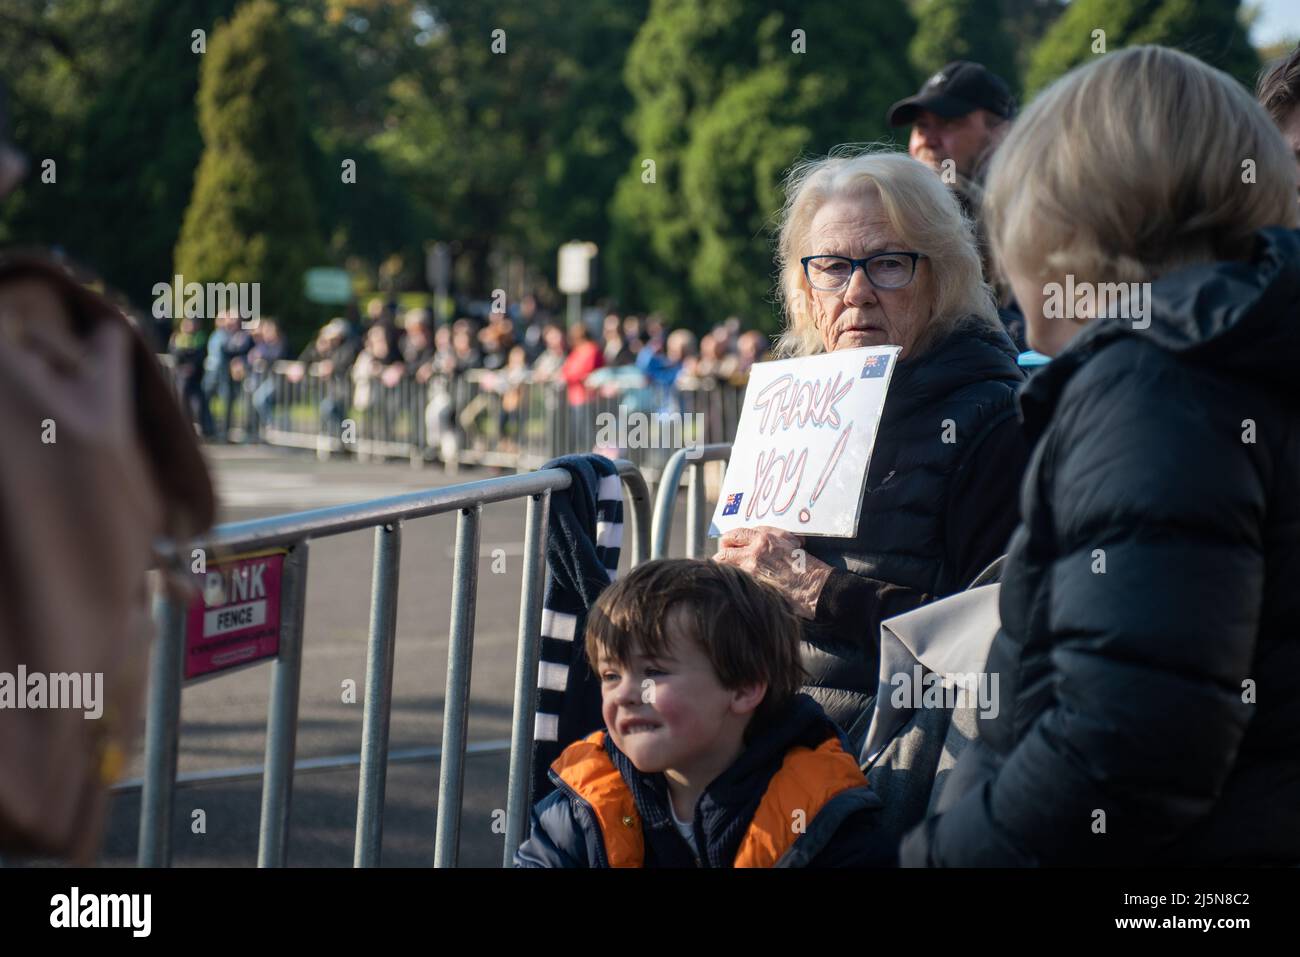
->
[514,559,894,867]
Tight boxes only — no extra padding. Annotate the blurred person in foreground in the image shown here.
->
[713,148,1026,737]
[0,84,214,860]
[903,46,1300,867]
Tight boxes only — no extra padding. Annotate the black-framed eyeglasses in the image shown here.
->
[801,252,926,292]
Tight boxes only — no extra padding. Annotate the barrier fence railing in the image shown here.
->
[651,444,734,560]
[160,356,747,482]
[137,460,651,868]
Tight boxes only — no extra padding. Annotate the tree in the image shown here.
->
[909,0,1020,93]
[369,0,646,298]
[525,0,648,276]
[174,0,325,340]
[0,0,146,256]
[75,0,240,308]
[607,0,741,326]
[1026,0,1259,96]
[1000,0,1069,79]
[682,63,809,323]
[609,0,918,332]
[288,0,434,277]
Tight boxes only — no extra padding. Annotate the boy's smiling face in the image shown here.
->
[596,609,764,784]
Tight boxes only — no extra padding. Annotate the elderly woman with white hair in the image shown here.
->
[714,148,1027,735]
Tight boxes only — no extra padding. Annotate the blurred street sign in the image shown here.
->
[558,241,597,295]
[303,267,353,305]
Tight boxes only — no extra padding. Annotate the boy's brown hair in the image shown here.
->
[585,559,806,737]
[1258,44,1300,127]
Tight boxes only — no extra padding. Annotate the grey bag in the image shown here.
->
[860,565,1003,840]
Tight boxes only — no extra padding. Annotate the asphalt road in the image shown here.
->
[95,445,699,868]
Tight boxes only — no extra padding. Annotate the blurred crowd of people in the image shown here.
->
[167,292,771,443]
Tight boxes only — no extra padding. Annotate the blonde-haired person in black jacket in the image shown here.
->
[904,46,1300,866]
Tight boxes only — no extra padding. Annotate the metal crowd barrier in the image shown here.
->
[161,355,747,482]
[137,461,651,868]
[651,444,733,560]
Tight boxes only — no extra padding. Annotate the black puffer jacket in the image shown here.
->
[902,227,1300,866]
[802,317,1027,731]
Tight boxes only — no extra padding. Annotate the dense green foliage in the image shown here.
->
[909,0,1019,94]
[0,0,198,300]
[81,1,241,306]
[1026,0,1259,95]
[369,0,647,293]
[0,0,1279,338]
[609,0,918,331]
[173,0,325,339]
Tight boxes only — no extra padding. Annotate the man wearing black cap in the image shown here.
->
[887,60,1017,185]
[887,60,1026,350]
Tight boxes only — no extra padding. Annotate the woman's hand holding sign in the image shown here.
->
[713,526,834,620]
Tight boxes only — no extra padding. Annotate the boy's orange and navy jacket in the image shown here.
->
[514,694,894,867]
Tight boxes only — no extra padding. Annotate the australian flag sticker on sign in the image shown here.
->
[861,354,889,378]
[722,492,743,516]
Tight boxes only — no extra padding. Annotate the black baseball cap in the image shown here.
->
[887,61,1016,126]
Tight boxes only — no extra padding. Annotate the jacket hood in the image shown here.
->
[604,693,851,866]
[1020,227,1300,436]
[885,314,1023,421]
[709,692,850,797]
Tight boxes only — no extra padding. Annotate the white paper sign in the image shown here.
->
[709,346,899,538]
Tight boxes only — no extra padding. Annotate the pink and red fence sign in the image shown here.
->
[184,549,287,680]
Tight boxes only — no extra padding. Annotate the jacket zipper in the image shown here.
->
[690,810,705,867]
[551,774,611,868]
